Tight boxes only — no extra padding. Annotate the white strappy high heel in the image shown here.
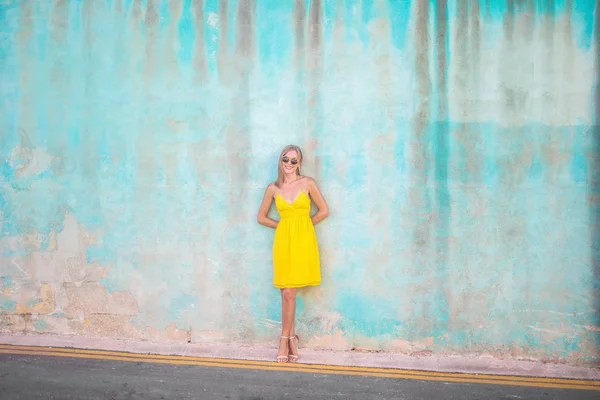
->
[288,335,300,362]
[277,336,289,363]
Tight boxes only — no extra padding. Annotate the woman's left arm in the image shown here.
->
[308,178,330,225]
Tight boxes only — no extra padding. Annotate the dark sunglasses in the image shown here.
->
[282,156,299,165]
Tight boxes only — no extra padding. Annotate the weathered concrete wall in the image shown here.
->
[0,0,599,365]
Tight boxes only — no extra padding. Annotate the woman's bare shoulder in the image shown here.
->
[299,176,318,193]
[302,176,317,186]
[266,182,278,195]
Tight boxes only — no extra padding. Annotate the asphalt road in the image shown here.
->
[0,351,598,400]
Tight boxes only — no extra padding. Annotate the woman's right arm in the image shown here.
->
[257,184,278,229]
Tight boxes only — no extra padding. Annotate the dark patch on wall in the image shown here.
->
[166,0,183,76]
[306,0,323,179]
[229,0,255,153]
[81,0,101,181]
[16,1,34,54]
[19,0,35,24]
[412,0,431,172]
[523,0,535,43]
[235,0,255,64]
[143,0,160,81]
[192,0,208,83]
[51,0,70,29]
[144,0,160,26]
[308,0,323,74]
[504,0,515,45]
[596,0,600,135]
[542,0,555,61]
[127,0,144,90]
[331,1,344,56]
[133,0,160,201]
[592,0,600,327]
[501,0,519,123]
[50,0,70,77]
[292,0,307,143]
[563,0,576,123]
[161,1,184,187]
[466,0,483,183]
[169,1,183,21]
[452,0,474,184]
[470,0,481,49]
[294,0,306,77]
[47,0,70,165]
[113,0,127,84]
[563,0,575,76]
[542,0,576,184]
[82,0,94,84]
[469,0,481,86]
[435,0,447,120]
[156,0,183,187]
[221,0,257,337]
[372,1,394,121]
[454,0,468,102]
[129,0,143,27]
[411,0,433,300]
[15,1,35,148]
[109,0,128,169]
[217,0,229,83]
[434,7,450,229]
[434,0,451,338]
[228,0,256,189]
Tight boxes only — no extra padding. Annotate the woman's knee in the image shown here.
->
[282,289,296,302]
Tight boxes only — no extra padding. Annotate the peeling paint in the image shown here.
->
[15,283,55,315]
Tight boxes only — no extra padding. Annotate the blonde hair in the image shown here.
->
[275,144,303,188]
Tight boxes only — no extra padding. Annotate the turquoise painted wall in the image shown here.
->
[1,0,599,364]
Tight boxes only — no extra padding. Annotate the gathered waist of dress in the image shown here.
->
[279,209,310,219]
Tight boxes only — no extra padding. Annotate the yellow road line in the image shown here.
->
[1,348,598,391]
[0,346,598,392]
[1,344,598,387]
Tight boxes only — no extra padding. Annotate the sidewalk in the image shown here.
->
[1,333,598,381]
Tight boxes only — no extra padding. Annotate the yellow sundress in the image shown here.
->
[273,191,321,288]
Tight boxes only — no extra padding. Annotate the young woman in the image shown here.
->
[257,144,330,363]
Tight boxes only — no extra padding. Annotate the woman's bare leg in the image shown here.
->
[288,320,299,361]
[278,288,297,361]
